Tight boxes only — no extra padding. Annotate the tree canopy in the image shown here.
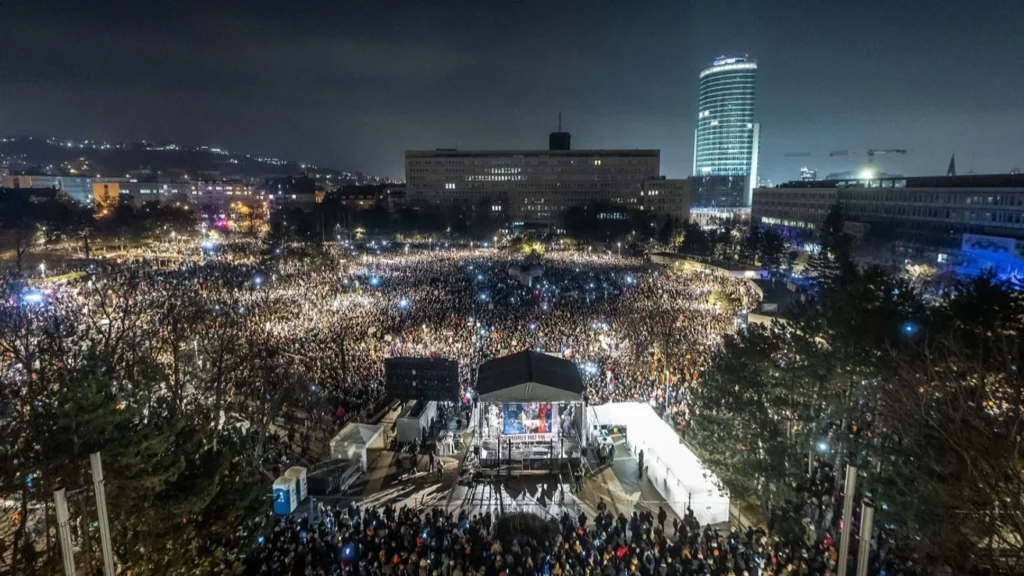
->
[689,229,1024,573]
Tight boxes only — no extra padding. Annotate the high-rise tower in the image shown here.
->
[692,56,759,205]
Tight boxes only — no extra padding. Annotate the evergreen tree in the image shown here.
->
[657,216,676,246]
[738,227,763,265]
[758,229,787,272]
[807,203,855,289]
[874,273,1024,573]
[690,321,830,508]
[678,221,711,257]
[691,253,1024,571]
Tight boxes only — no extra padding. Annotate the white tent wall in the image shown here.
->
[330,423,384,471]
[396,401,437,444]
[588,403,730,526]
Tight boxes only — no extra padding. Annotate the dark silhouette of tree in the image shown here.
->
[875,272,1024,573]
[658,217,676,246]
[690,259,1024,573]
[678,221,711,257]
[758,228,787,272]
[0,192,43,274]
[808,203,855,289]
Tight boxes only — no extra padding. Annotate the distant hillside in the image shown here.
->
[0,136,383,184]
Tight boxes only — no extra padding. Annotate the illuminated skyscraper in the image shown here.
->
[692,56,759,206]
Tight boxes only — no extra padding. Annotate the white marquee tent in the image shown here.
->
[588,402,730,526]
[330,422,383,471]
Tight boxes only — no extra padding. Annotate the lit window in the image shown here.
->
[594,159,602,166]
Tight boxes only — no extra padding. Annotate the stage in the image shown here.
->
[470,351,586,474]
[475,402,583,471]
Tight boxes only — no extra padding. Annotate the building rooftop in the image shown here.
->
[771,173,1024,190]
[700,56,758,78]
[406,149,659,158]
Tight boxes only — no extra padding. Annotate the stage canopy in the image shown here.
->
[588,402,730,526]
[477,350,584,403]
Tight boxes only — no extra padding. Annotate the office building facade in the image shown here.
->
[753,174,1024,274]
[693,56,759,206]
[690,175,747,208]
[331,183,407,211]
[754,174,1024,237]
[263,175,323,206]
[3,174,98,205]
[405,148,661,225]
[189,179,258,208]
[641,178,690,223]
[92,180,191,209]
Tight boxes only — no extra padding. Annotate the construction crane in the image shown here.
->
[866,149,906,163]
[828,149,907,163]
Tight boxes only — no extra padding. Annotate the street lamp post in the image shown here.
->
[54,488,76,576]
[856,501,875,576]
[90,453,116,576]
[837,465,859,576]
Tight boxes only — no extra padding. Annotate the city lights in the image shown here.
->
[1,11,1015,570]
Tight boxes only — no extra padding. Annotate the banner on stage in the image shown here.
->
[502,402,553,435]
[503,433,556,443]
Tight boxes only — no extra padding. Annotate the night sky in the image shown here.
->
[2,0,1022,182]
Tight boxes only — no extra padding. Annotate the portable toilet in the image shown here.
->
[272,476,298,516]
[285,466,308,502]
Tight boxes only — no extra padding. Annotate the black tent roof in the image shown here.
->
[476,350,584,402]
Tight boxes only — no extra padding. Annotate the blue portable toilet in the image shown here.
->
[272,476,298,516]
[285,466,308,502]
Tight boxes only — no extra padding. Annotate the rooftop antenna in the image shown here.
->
[548,114,571,151]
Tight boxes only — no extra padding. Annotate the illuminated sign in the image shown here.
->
[700,62,758,78]
[713,57,742,66]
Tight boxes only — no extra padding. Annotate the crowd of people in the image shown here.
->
[6,240,756,466]
[259,245,759,414]
[6,239,922,575]
[247,492,916,576]
[16,240,758,407]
